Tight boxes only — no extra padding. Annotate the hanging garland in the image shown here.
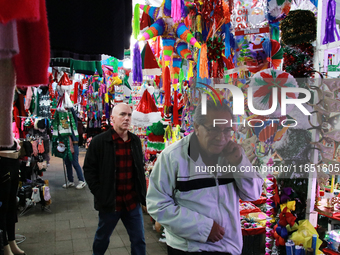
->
[280,10,316,46]
[282,43,314,78]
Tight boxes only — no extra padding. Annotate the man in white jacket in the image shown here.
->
[147,100,264,255]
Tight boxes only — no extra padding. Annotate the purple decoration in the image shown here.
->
[105,103,110,120]
[164,0,171,17]
[323,0,340,44]
[181,0,187,17]
[133,42,143,83]
[280,187,292,204]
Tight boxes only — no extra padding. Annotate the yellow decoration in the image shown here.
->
[112,76,122,85]
[280,201,296,213]
[286,222,299,232]
[331,175,335,193]
[104,93,109,103]
[290,220,322,254]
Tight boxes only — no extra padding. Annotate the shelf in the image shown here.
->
[319,40,340,51]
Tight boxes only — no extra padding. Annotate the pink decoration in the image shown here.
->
[171,0,182,23]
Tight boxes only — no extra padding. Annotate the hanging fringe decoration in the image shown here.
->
[73,82,79,104]
[171,0,182,23]
[164,66,171,107]
[173,90,178,126]
[323,0,340,44]
[133,42,143,83]
[133,4,140,39]
[199,43,209,79]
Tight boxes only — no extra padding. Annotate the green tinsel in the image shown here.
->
[133,4,140,40]
[148,121,165,136]
[147,142,165,150]
[280,10,316,46]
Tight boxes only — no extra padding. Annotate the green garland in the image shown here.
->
[280,10,316,46]
[147,142,165,151]
[282,43,314,78]
[147,121,165,136]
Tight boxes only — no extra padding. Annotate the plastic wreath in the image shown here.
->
[248,68,298,117]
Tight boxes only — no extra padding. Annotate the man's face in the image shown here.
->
[111,104,132,131]
[194,110,233,156]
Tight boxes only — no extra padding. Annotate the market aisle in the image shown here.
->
[15,148,167,255]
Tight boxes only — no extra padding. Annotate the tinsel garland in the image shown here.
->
[147,121,165,136]
[282,43,314,78]
[207,36,225,78]
[147,141,165,151]
[133,42,143,83]
[148,133,165,142]
[280,10,316,46]
[274,129,312,162]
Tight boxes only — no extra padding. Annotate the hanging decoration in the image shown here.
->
[248,69,299,117]
[280,10,316,46]
[267,0,291,24]
[232,0,269,36]
[323,0,340,44]
[146,121,166,155]
[131,85,162,127]
[133,42,143,83]
[282,43,314,78]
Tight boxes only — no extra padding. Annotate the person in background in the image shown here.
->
[83,103,146,255]
[77,117,84,147]
[62,108,86,189]
[147,100,264,255]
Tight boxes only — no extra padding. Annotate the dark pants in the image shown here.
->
[167,246,232,255]
[93,204,146,255]
[0,157,20,246]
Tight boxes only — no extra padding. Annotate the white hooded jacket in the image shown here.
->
[146,133,264,254]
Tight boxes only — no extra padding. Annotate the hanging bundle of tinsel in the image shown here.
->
[133,42,143,83]
[199,43,209,79]
[171,0,182,23]
[282,43,314,78]
[207,36,225,78]
[133,4,140,39]
[280,10,316,46]
[323,0,340,44]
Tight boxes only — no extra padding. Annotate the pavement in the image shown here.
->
[15,148,167,255]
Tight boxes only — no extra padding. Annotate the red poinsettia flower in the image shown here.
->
[253,70,297,109]
[279,207,296,227]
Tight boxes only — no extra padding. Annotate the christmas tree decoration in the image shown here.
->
[280,10,316,46]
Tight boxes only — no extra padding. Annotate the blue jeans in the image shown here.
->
[93,204,146,255]
[64,144,85,182]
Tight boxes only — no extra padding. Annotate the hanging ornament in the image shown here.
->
[248,69,299,117]
[131,85,162,127]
